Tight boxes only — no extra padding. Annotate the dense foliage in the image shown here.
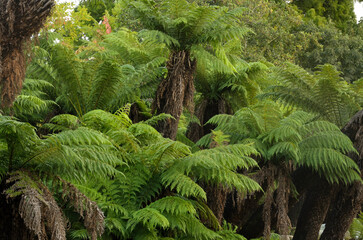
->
[0,0,362,239]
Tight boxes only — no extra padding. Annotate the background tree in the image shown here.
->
[292,0,356,30]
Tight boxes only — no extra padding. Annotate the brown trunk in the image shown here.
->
[152,50,196,140]
[320,182,363,240]
[205,184,229,224]
[1,46,25,107]
[187,99,208,142]
[292,176,333,240]
[0,0,55,108]
[187,99,233,142]
[320,110,363,239]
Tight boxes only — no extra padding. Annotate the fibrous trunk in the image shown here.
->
[292,177,333,240]
[0,0,54,108]
[152,50,196,140]
[187,99,232,142]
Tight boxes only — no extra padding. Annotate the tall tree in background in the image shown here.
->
[293,0,356,30]
[129,0,249,139]
[79,0,115,21]
[0,0,55,108]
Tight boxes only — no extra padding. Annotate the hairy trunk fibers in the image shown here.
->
[320,110,363,239]
[1,47,25,107]
[0,0,54,108]
[205,183,229,224]
[152,50,196,140]
[187,99,232,142]
[320,181,363,240]
[292,176,333,240]
[224,187,265,237]
[275,168,292,236]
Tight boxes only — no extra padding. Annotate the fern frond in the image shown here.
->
[148,196,196,216]
[127,207,169,232]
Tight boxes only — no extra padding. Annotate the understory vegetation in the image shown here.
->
[0,0,362,239]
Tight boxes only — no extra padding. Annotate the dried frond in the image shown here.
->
[59,178,105,240]
[4,170,67,240]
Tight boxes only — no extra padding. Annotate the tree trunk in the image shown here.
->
[152,50,196,140]
[205,183,229,224]
[320,182,363,240]
[187,99,232,142]
[292,176,333,240]
[0,0,55,108]
[320,109,363,239]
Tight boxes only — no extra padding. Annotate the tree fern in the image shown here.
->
[261,63,361,127]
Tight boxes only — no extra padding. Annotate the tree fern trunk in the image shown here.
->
[0,0,54,108]
[205,183,229,224]
[152,50,196,140]
[292,177,333,240]
[187,99,233,142]
[320,110,363,239]
[320,182,363,240]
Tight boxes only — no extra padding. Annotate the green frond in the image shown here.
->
[261,63,360,127]
[139,29,180,48]
[127,207,170,232]
[128,123,162,146]
[89,60,124,110]
[12,95,55,117]
[106,129,140,152]
[161,168,207,200]
[45,114,80,132]
[148,196,197,216]
[299,148,360,184]
[143,113,174,127]
[70,229,90,240]
[162,144,261,197]
[83,109,132,132]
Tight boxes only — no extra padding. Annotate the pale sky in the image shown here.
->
[355,2,363,21]
[57,0,363,22]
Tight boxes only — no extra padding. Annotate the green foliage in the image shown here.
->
[205,102,360,184]
[128,0,250,71]
[26,28,167,116]
[293,0,356,30]
[38,109,260,239]
[349,212,363,239]
[296,23,363,83]
[261,63,361,127]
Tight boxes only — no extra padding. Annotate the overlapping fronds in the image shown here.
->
[261,63,361,127]
[129,0,249,68]
[26,30,167,115]
[199,100,282,147]
[44,114,81,132]
[83,109,132,132]
[161,143,261,199]
[205,101,360,184]
[261,111,360,184]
